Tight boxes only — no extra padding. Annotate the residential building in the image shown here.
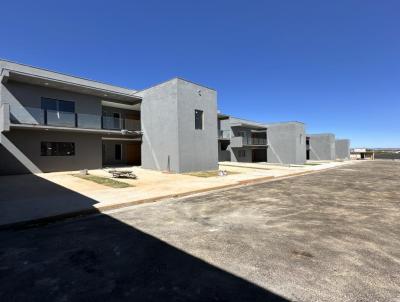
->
[306,133,336,161]
[335,139,351,160]
[217,116,307,165]
[265,122,306,165]
[217,115,267,163]
[0,60,217,175]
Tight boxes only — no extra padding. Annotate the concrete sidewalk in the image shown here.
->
[0,160,355,227]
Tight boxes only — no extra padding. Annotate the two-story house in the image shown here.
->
[0,60,218,174]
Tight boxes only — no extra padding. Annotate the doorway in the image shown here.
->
[127,143,141,165]
[252,149,267,162]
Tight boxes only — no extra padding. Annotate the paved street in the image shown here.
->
[0,161,399,301]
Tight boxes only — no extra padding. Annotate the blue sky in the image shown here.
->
[1,0,399,147]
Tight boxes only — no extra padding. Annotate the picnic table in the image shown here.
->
[108,170,137,179]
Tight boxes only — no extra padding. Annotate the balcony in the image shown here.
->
[10,106,141,132]
[231,136,267,148]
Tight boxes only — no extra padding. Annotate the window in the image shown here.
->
[41,142,75,156]
[238,150,246,158]
[195,109,203,130]
[41,98,75,113]
[115,144,122,160]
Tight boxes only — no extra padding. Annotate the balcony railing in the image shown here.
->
[10,107,141,131]
[241,136,267,145]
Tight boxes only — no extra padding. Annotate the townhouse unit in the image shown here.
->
[335,139,351,160]
[217,115,268,163]
[0,60,217,175]
[217,116,307,165]
[265,121,306,165]
[306,133,336,161]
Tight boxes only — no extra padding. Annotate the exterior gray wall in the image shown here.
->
[136,79,181,172]
[335,139,350,160]
[1,129,102,174]
[137,78,218,173]
[308,134,336,160]
[177,79,218,172]
[266,122,306,165]
[230,147,253,162]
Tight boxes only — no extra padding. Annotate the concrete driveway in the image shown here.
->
[0,161,399,301]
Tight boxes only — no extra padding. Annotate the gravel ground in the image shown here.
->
[0,160,399,301]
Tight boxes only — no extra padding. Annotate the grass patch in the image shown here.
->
[185,170,240,178]
[74,174,132,188]
[304,163,322,166]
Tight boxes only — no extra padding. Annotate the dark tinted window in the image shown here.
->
[41,98,75,113]
[41,142,75,156]
[195,109,203,130]
[41,98,57,111]
[58,100,75,113]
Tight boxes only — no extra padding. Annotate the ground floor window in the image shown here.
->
[41,142,75,156]
[238,150,246,158]
[115,144,122,160]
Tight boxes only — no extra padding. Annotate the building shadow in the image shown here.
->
[0,173,99,226]
[0,174,289,301]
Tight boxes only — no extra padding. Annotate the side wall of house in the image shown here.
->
[267,123,306,165]
[136,79,181,172]
[335,139,350,160]
[309,134,336,160]
[177,79,218,172]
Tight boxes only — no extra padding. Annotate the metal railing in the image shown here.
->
[241,136,267,145]
[10,106,141,131]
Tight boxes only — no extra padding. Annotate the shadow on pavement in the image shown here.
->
[0,174,99,226]
[0,175,289,301]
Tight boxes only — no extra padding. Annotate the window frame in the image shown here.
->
[40,142,75,157]
[41,97,75,113]
[194,109,204,130]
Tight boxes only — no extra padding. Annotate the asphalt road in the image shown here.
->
[0,161,399,301]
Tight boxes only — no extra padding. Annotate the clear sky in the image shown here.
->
[1,0,399,147]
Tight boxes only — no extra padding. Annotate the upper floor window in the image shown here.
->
[41,98,75,113]
[195,109,203,130]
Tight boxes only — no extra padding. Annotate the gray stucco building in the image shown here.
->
[218,115,267,163]
[335,139,351,160]
[265,122,306,165]
[306,133,336,161]
[0,60,217,174]
[0,59,349,175]
[217,116,307,165]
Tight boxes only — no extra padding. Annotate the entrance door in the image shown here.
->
[252,149,267,162]
[127,143,141,165]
